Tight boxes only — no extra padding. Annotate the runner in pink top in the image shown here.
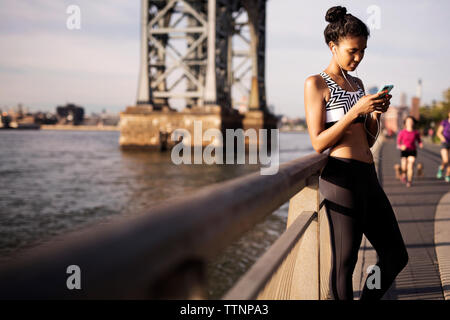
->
[397,128,422,151]
[397,116,423,187]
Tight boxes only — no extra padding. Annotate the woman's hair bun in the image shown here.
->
[325,6,347,23]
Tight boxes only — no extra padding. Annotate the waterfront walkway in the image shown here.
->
[353,137,450,300]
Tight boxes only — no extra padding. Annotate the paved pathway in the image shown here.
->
[353,136,450,300]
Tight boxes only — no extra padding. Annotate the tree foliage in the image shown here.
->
[418,88,450,142]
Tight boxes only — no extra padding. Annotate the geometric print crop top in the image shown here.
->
[319,71,366,129]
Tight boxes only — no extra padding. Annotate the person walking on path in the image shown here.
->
[396,116,423,187]
[436,111,450,182]
[304,6,408,300]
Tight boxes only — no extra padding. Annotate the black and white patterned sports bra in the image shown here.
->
[319,71,366,129]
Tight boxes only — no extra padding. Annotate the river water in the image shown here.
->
[0,129,314,298]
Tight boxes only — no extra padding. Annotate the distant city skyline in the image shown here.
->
[0,102,118,116]
[0,1,449,118]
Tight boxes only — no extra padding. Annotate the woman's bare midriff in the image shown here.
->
[319,73,374,164]
[329,122,374,164]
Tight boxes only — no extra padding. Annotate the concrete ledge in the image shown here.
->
[435,191,450,300]
[372,134,386,178]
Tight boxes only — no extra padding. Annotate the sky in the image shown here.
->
[0,0,449,118]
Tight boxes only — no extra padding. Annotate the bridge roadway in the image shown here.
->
[352,136,450,300]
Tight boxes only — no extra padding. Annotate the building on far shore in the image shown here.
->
[280,116,306,131]
[83,109,120,126]
[1,103,44,129]
[56,103,84,125]
[1,103,120,129]
[410,79,422,121]
[367,86,378,95]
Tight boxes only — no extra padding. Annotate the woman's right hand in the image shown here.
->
[352,91,387,117]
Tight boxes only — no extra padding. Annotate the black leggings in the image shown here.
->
[319,156,409,300]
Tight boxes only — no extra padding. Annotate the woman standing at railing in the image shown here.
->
[304,6,408,300]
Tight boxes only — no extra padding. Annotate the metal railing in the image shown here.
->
[0,152,334,299]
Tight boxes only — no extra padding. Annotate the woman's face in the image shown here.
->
[406,118,414,128]
[332,36,367,71]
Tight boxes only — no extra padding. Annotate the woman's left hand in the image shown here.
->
[375,94,391,113]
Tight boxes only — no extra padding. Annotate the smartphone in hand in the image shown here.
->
[377,85,394,98]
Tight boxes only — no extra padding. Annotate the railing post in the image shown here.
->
[279,171,320,299]
[283,169,334,300]
[286,172,320,229]
[318,173,334,300]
